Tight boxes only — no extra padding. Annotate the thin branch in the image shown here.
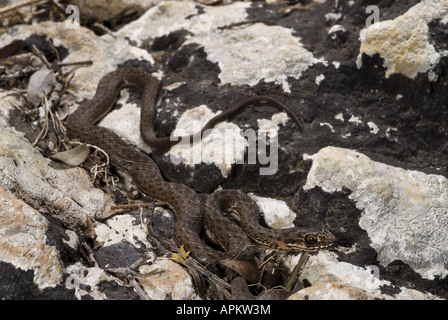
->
[0,0,43,15]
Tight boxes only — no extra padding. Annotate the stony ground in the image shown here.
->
[0,0,447,300]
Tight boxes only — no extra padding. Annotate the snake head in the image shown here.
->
[302,229,337,251]
[265,228,337,252]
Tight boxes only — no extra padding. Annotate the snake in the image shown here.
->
[66,68,336,264]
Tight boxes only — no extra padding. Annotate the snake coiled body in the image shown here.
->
[66,68,335,264]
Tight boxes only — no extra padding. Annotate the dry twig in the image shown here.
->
[0,0,43,15]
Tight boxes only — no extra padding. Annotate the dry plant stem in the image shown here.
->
[80,241,99,267]
[32,97,50,146]
[183,259,232,299]
[58,60,93,68]
[111,203,154,211]
[49,0,65,13]
[217,19,275,30]
[127,275,151,300]
[24,81,64,117]
[256,255,275,285]
[0,68,40,81]
[105,255,155,300]
[284,251,309,291]
[31,92,65,147]
[31,43,52,69]
[0,0,43,14]
[92,23,115,38]
[86,215,95,240]
[186,259,231,290]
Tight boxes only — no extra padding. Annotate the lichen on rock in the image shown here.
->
[358,0,448,79]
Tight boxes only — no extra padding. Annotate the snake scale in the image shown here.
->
[66,68,336,264]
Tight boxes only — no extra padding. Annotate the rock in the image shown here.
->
[117,1,325,93]
[94,214,152,249]
[0,185,63,290]
[0,127,114,233]
[166,104,246,177]
[304,146,448,280]
[97,91,153,153]
[248,193,296,229]
[64,262,140,300]
[136,260,199,300]
[358,0,448,79]
[290,280,370,300]
[289,251,441,300]
[0,21,154,101]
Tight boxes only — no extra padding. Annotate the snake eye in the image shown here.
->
[305,234,318,245]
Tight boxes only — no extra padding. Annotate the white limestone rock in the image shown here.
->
[166,105,293,178]
[166,104,246,177]
[304,146,448,280]
[358,0,448,79]
[116,1,325,93]
[290,251,441,300]
[0,185,63,289]
[94,214,152,249]
[0,127,114,231]
[65,263,125,300]
[0,91,113,292]
[248,193,296,229]
[136,259,199,300]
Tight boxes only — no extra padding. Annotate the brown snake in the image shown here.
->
[66,68,336,264]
